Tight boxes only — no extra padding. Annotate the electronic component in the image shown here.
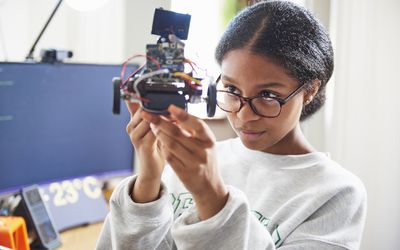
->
[40,48,73,63]
[112,8,217,117]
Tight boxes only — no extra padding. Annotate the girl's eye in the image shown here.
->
[225,85,239,94]
[260,90,278,98]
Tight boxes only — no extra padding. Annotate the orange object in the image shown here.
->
[0,216,30,250]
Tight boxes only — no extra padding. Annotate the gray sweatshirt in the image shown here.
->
[96,138,367,250]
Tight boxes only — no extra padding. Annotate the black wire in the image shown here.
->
[25,0,63,60]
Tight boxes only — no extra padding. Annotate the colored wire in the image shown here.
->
[184,58,208,75]
[120,55,205,104]
[130,68,170,103]
[120,63,147,103]
[125,91,151,103]
[119,54,161,103]
[133,69,170,90]
[120,54,160,85]
[120,63,145,88]
[184,58,196,73]
[173,72,202,89]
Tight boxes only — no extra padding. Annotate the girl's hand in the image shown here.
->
[142,105,229,220]
[125,102,165,203]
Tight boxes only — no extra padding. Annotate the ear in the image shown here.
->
[303,79,321,105]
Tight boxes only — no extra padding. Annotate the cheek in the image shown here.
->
[274,98,303,130]
[225,113,237,131]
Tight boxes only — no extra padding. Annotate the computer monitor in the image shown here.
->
[0,62,134,195]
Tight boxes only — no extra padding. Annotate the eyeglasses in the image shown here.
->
[216,75,306,118]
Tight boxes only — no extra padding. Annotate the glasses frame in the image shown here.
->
[216,75,306,118]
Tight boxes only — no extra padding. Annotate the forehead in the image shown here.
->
[220,49,297,88]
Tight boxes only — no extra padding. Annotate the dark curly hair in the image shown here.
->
[215,0,334,121]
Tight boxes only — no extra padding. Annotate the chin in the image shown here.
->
[239,137,271,152]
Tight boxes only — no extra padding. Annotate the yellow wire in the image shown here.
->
[173,72,202,85]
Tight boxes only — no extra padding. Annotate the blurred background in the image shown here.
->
[0,0,399,249]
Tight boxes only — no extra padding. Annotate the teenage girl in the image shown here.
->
[97,1,366,249]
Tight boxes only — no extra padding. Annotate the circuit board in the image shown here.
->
[146,42,185,72]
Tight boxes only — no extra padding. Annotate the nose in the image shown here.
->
[236,101,260,122]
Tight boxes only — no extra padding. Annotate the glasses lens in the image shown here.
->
[252,97,281,117]
[216,91,240,112]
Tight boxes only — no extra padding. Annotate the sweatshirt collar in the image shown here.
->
[229,137,330,169]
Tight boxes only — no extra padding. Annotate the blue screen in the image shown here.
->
[0,62,133,193]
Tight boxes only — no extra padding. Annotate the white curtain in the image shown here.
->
[326,0,400,249]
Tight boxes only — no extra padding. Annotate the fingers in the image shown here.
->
[141,111,209,169]
[152,125,206,166]
[167,105,215,144]
[128,119,154,143]
[126,108,154,145]
[147,114,202,149]
[125,101,140,116]
[142,112,206,153]
[158,135,188,170]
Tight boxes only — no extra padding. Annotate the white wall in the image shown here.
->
[0,0,170,63]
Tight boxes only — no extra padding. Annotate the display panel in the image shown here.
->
[0,62,134,194]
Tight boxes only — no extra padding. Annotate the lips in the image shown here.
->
[236,128,266,141]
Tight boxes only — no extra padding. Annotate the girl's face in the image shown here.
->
[220,49,306,154]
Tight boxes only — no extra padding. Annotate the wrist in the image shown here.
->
[136,148,159,165]
[192,183,229,220]
[131,175,161,203]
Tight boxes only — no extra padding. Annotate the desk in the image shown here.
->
[59,222,103,250]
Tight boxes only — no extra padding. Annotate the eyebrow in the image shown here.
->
[221,75,286,89]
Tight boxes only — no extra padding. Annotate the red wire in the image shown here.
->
[119,55,203,103]
[119,54,161,103]
[120,64,149,103]
[124,91,151,103]
[120,63,145,88]
[180,78,202,90]
[120,54,160,81]
[121,55,141,80]
[146,55,161,69]
[184,59,196,73]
